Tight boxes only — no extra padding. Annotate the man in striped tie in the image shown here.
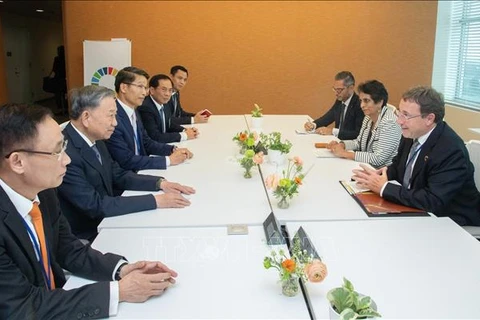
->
[0,103,178,318]
[352,86,480,226]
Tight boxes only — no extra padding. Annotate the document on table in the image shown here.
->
[295,129,315,135]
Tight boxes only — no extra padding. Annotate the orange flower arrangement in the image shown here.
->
[263,237,328,289]
[233,130,258,154]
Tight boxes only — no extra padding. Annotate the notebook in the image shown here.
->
[340,180,430,217]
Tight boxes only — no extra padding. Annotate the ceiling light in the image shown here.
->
[36,9,44,13]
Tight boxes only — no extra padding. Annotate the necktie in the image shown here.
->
[403,139,421,188]
[159,105,166,133]
[338,102,346,130]
[172,93,178,116]
[91,144,102,164]
[130,113,140,155]
[29,203,56,290]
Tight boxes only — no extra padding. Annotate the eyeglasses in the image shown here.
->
[126,83,148,91]
[4,140,68,161]
[332,87,347,94]
[394,109,424,121]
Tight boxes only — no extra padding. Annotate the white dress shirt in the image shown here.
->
[0,178,125,316]
[117,99,171,166]
[151,96,187,141]
[380,125,436,196]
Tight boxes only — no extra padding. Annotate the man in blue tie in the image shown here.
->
[138,74,199,143]
[0,103,179,318]
[58,85,195,241]
[105,66,193,171]
[304,71,364,140]
[352,86,480,226]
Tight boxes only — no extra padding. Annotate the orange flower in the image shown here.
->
[294,176,302,185]
[239,133,247,141]
[304,259,328,283]
[281,259,296,272]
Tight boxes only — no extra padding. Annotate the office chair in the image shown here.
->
[464,140,480,240]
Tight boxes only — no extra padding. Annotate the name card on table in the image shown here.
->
[263,212,285,245]
[292,227,321,260]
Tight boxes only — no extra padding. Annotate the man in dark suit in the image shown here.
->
[138,74,199,143]
[167,65,210,125]
[304,71,364,140]
[105,66,193,171]
[353,86,480,226]
[0,103,178,318]
[58,85,194,241]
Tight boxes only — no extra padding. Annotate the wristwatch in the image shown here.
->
[115,262,128,281]
[156,177,165,191]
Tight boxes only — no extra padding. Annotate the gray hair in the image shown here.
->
[69,85,116,120]
[335,71,355,87]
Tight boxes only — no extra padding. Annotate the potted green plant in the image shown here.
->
[260,132,292,165]
[327,278,381,320]
[251,103,263,128]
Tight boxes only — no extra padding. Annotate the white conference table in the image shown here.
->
[286,218,480,318]
[99,114,429,231]
[250,115,425,223]
[65,226,311,319]
[98,115,272,230]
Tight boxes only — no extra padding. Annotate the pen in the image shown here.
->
[306,118,314,132]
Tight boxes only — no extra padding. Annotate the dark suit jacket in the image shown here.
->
[313,93,364,140]
[138,95,185,143]
[57,123,159,241]
[105,101,175,171]
[383,121,480,226]
[167,91,195,125]
[0,187,123,319]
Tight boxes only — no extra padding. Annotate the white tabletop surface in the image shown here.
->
[98,115,273,230]
[65,226,311,319]
[99,114,427,230]
[286,218,480,318]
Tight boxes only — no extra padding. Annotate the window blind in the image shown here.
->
[433,1,480,110]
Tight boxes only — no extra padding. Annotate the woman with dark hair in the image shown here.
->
[49,45,67,114]
[327,80,401,168]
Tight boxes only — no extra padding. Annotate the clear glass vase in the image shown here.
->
[277,196,289,209]
[244,167,252,179]
[281,276,299,297]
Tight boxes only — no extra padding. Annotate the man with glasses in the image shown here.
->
[105,66,193,171]
[0,103,179,318]
[304,71,364,140]
[58,85,195,241]
[138,74,199,143]
[352,86,480,226]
